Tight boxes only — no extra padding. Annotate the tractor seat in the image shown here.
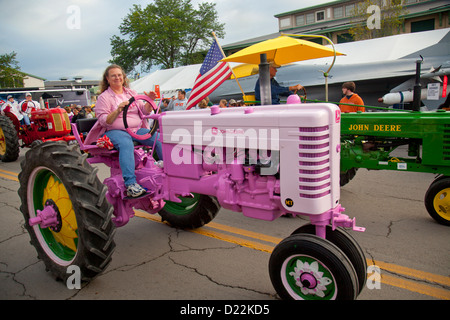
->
[72,118,114,155]
[76,118,98,134]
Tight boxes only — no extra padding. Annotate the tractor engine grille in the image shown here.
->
[298,126,331,199]
[444,124,450,161]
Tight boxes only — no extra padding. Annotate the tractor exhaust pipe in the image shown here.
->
[413,57,423,112]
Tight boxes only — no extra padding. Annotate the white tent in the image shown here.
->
[130,64,201,97]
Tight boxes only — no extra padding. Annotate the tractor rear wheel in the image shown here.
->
[340,168,358,186]
[0,115,20,162]
[425,176,450,226]
[159,194,220,229]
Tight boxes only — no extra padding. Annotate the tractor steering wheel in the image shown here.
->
[294,86,307,102]
[122,95,160,140]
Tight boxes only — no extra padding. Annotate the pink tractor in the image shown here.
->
[18,95,366,300]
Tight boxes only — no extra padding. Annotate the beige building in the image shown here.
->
[23,74,45,89]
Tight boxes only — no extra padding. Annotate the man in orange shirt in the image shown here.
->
[339,82,365,113]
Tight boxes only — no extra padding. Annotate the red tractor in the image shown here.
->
[0,107,75,162]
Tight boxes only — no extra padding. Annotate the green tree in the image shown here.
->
[349,0,407,41]
[110,0,225,74]
[0,52,26,88]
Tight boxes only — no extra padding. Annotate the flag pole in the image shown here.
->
[212,32,246,99]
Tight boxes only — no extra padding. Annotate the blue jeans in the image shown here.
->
[105,128,163,186]
[22,114,30,125]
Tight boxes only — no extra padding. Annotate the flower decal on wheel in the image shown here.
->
[289,260,332,298]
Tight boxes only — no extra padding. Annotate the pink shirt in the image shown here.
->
[84,87,154,145]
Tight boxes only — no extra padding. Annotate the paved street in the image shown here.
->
[0,147,449,304]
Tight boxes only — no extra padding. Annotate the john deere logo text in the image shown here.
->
[348,124,402,132]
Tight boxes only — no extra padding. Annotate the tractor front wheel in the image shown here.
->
[269,233,359,300]
[291,224,367,295]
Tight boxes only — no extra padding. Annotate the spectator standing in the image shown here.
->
[168,90,188,111]
[339,82,365,113]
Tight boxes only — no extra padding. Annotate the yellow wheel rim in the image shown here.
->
[42,175,78,252]
[30,167,79,264]
[0,127,5,156]
[433,187,450,222]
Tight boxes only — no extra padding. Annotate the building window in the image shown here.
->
[333,6,343,19]
[337,33,353,44]
[316,11,325,22]
[296,15,305,26]
[280,17,291,28]
[411,18,435,32]
[345,4,355,16]
[306,13,315,24]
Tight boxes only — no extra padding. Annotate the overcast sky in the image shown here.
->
[1,0,330,81]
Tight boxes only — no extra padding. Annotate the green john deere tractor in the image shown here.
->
[340,60,450,226]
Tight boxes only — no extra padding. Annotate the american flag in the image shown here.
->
[186,38,232,110]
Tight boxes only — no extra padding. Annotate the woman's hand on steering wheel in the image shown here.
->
[117,101,129,113]
[144,90,158,100]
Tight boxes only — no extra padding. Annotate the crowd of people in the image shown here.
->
[63,104,97,123]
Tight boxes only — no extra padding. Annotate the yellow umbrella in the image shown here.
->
[222,35,344,65]
[221,35,345,101]
[229,64,259,80]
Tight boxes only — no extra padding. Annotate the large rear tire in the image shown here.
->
[340,168,358,187]
[0,115,20,162]
[425,176,450,226]
[18,142,116,282]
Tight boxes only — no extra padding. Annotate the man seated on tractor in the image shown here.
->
[254,62,304,105]
[1,95,24,132]
[84,64,163,198]
[19,92,39,125]
[1,95,23,121]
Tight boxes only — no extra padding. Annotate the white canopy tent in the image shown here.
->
[130,64,201,97]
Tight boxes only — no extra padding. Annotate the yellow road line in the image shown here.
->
[134,210,450,300]
[0,171,18,181]
[207,221,282,245]
[0,169,18,176]
[380,273,450,300]
[373,259,450,288]
[191,227,275,253]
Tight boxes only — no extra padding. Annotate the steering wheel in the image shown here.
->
[294,86,307,102]
[122,94,161,140]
